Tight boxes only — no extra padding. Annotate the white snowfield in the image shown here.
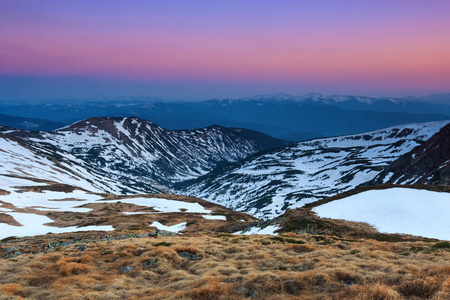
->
[150,221,187,233]
[202,215,227,220]
[234,225,280,235]
[0,213,114,240]
[99,198,211,214]
[313,188,450,240]
[0,176,211,239]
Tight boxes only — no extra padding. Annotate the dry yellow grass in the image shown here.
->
[0,233,449,299]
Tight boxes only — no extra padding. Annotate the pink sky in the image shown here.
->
[0,0,449,99]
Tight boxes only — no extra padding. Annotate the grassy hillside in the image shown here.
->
[1,232,449,299]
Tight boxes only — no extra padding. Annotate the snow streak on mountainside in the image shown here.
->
[0,130,146,194]
[1,117,289,194]
[181,121,450,219]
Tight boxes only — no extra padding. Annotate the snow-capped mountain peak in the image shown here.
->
[2,117,290,194]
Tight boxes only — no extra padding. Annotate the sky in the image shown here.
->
[1,0,449,101]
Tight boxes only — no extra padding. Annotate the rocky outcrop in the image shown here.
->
[371,123,450,185]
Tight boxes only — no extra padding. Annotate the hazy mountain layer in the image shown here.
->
[1,93,449,140]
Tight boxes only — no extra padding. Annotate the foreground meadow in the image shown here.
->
[1,232,449,299]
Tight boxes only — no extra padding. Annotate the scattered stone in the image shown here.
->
[156,230,177,237]
[342,280,356,287]
[6,246,19,254]
[178,251,203,261]
[1,230,163,258]
[248,289,258,298]
[11,251,23,258]
[77,245,87,251]
[119,266,133,274]
[236,287,257,298]
[142,257,157,269]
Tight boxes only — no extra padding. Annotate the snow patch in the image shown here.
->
[0,212,114,240]
[234,225,280,235]
[202,215,227,220]
[313,188,450,240]
[150,221,187,233]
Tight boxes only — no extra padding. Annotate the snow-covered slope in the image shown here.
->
[1,117,289,194]
[181,121,450,219]
[0,133,130,193]
[313,188,450,240]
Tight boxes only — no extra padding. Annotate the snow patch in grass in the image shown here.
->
[0,212,114,240]
[101,198,211,213]
[150,221,186,233]
[202,215,227,220]
[0,189,101,213]
[235,225,280,235]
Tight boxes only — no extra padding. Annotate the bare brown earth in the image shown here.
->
[0,233,449,299]
[0,189,10,196]
[0,213,21,226]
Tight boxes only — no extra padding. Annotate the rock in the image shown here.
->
[142,257,157,269]
[236,287,257,298]
[156,230,177,237]
[6,246,19,254]
[342,280,356,287]
[11,251,23,258]
[178,251,202,261]
[102,235,113,241]
[77,245,87,251]
[119,266,133,274]
[148,231,157,237]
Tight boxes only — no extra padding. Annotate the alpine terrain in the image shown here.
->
[180,121,450,219]
[0,117,290,194]
[370,122,450,185]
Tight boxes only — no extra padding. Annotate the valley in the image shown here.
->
[1,116,449,300]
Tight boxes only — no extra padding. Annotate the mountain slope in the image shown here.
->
[371,122,450,185]
[0,130,148,194]
[180,121,449,219]
[1,117,290,193]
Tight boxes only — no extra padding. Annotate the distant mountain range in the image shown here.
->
[1,93,449,141]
